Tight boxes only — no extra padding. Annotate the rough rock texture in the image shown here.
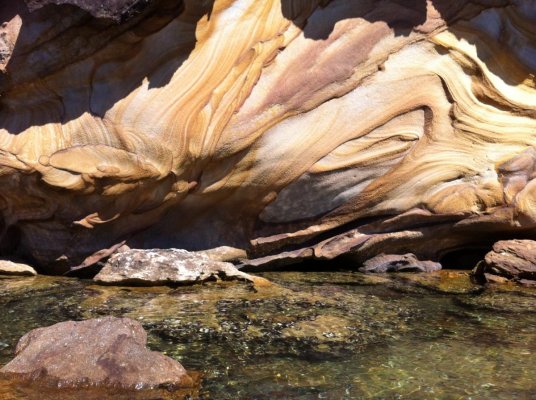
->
[0,317,193,389]
[359,253,442,273]
[1,0,536,272]
[0,259,37,276]
[473,240,536,284]
[94,248,269,286]
[194,246,247,263]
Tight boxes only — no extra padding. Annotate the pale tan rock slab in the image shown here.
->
[0,260,37,276]
[94,248,270,287]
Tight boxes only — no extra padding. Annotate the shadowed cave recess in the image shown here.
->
[0,0,535,273]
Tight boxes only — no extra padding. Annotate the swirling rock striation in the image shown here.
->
[0,0,536,272]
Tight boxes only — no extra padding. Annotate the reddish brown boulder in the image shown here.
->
[0,317,193,390]
[359,253,442,273]
[473,240,536,284]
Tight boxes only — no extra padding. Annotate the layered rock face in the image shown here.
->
[0,0,535,271]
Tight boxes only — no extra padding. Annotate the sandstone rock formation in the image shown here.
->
[93,248,269,286]
[1,0,536,272]
[0,317,194,389]
[195,246,247,263]
[473,239,536,285]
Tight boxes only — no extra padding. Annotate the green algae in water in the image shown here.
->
[0,271,535,399]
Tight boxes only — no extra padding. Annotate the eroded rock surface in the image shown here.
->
[94,248,269,286]
[1,1,536,272]
[359,253,442,274]
[0,317,193,389]
[473,240,536,285]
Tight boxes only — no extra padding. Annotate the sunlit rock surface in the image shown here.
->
[473,239,536,286]
[1,0,536,271]
[0,260,36,276]
[93,248,270,286]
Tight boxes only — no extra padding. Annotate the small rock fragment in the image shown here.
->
[195,246,247,263]
[359,253,442,273]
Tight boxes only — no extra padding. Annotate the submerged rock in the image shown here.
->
[0,260,37,277]
[94,248,270,287]
[359,254,442,273]
[473,240,536,284]
[0,317,193,390]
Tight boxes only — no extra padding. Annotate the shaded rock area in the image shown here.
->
[359,254,442,274]
[94,249,270,287]
[473,240,536,286]
[0,260,37,277]
[0,317,194,390]
[24,0,155,21]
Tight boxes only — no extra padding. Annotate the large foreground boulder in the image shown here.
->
[0,317,194,389]
[473,240,536,286]
[94,248,270,287]
[359,254,442,274]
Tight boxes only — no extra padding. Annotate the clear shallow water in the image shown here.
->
[0,271,535,399]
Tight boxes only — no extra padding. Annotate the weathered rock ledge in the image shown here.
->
[473,240,536,287]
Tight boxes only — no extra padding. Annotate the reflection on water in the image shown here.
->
[0,271,535,399]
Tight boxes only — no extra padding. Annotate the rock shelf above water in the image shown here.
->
[0,1,536,273]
